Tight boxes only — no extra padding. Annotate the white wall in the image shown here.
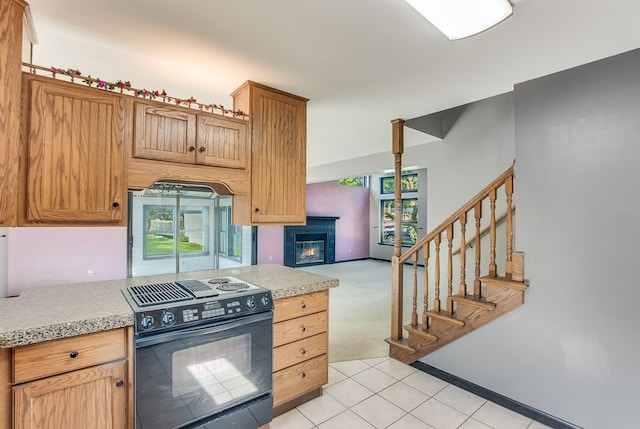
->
[369,93,515,261]
[422,49,640,428]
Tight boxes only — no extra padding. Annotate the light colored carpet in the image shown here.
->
[299,260,398,363]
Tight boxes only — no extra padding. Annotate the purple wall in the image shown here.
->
[256,226,284,265]
[7,227,127,296]
[7,182,370,292]
[257,181,370,264]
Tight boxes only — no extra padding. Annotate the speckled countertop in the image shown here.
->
[0,264,338,349]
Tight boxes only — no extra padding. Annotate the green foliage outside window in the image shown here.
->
[338,176,367,187]
[381,173,418,194]
[143,205,207,258]
[380,198,419,246]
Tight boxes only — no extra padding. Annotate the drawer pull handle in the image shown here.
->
[300,349,306,355]
[301,303,307,309]
[69,351,79,359]
[300,372,306,379]
[115,379,124,388]
[300,326,306,333]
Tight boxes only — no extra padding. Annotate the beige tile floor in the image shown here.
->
[271,356,551,429]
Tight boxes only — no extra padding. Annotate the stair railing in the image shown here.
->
[389,165,515,342]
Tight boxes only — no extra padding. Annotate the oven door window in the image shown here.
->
[173,334,256,400]
[135,314,272,429]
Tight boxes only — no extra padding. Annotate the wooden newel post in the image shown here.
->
[390,119,404,341]
[392,119,404,258]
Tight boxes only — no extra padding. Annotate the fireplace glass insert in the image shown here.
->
[295,239,325,266]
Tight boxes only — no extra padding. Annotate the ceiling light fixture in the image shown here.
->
[404,0,512,40]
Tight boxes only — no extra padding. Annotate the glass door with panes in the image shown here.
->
[127,184,253,277]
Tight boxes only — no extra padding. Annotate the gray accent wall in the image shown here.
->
[422,49,640,427]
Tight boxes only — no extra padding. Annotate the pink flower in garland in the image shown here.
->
[44,65,247,119]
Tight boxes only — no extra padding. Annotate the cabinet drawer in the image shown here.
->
[273,311,327,347]
[273,354,328,408]
[273,332,328,372]
[13,329,126,384]
[274,290,328,323]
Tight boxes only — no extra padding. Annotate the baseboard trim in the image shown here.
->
[365,257,426,268]
[411,361,582,429]
[333,257,373,264]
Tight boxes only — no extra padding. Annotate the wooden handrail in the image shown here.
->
[388,118,516,349]
[452,207,516,256]
[399,166,514,264]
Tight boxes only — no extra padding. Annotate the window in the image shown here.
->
[143,206,209,259]
[338,176,369,187]
[380,173,418,194]
[219,206,243,263]
[380,199,419,246]
[128,184,254,277]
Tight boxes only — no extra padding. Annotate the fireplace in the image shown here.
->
[284,216,339,268]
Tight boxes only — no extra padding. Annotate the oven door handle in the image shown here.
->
[134,311,273,348]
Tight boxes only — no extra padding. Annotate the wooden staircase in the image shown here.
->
[385,120,527,364]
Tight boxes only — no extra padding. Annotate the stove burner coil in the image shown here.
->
[216,282,249,292]
[207,278,232,285]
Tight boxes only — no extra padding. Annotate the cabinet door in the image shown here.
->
[250,86,307,224]
[26,79,126,223]
[13,360,127,429]
[133,101,196,163]
[0,0,24,226]
[196,114,248,169]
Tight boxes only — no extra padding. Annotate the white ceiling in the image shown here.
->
[25,0,640,181]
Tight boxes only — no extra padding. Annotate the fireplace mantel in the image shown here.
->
[284,216,339,268]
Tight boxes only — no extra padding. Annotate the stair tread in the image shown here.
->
[479,276,528,291]
[426,310,465,327]
[451,295,497,310]
[385,337,416,353]
[403,324,438,341]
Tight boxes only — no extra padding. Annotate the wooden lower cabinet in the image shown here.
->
[13,360,127,429]
[1,327,133,429]
[272,290,329,415]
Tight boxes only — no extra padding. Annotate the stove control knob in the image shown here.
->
[140,315,155,330]
[246,297,256,309]
[260,295,270,308]
[162,311,176,326]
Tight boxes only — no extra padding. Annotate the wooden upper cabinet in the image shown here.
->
[0,0,25,227]
[197,114,247,169]
[231,81,308,225]
[133,101,248,169]
[24,76,127,224]
[133,102,196,164]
